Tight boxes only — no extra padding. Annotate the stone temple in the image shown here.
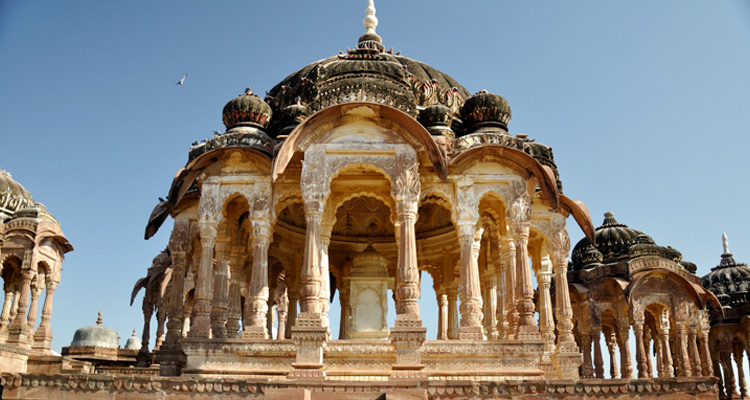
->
[0,2,747,399]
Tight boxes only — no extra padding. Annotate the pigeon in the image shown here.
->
[213,130,222,136]
[173,73,188,85]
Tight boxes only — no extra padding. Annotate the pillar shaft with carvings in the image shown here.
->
[32,276,57,351]
[8,250,35,344]
[551,222,576,351]
[618,327,633,378]
[226,250,243,339]
[495,258,507,339]
[211,239,229,339]
[592,328,604,378]
[447,288,459,340]
[485,273,498,340]
[438,292,448,340]
[503,239,517,340]
[698,310,713,376]
[25,282,43,334]
[537,259,555,351]
[298,196,324,320]
[458,223,483,339]
[190,183,220,338]
[510,188,538,339]
[633,321,647,378]
[245,201,271,339]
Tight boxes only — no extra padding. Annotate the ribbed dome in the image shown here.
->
[702,235,750,308]
[0,169,34,218]
[571,212,649,268]
[419,104,453,129]
[124,329,141,351]
[70,311,119,349]
[222,88,273,131]
[263,30,470,138]
[352,243,388,277]
[14,203,58,224]
[460,90,511,134]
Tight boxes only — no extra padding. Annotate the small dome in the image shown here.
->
[571,212,649,267]
[419,104,453,129]
[70,311,119,349]
[460,90,511,133]
[222,88,273,130]
[13,203,58,224]
[352,243,388,277]
[702,234,750,308]
[124,329,141,351]
[0,169,34,218]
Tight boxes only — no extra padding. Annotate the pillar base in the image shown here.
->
[242,326,269,339]
[155,344,186,376]
[554,350,582,380]
[390,321,426,379]
[458,326,484,340]
[290,324,329,379]
[32,326,52,352]
[5,325,32,349]
[517,325,541,340]
[135,349,153,368]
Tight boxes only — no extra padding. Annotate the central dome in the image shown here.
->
[263,20,470,138]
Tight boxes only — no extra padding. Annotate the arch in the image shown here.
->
[145,147,272,239]
[629,269,722,311]
[273,102,448,181]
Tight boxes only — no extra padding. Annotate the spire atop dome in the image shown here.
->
[723,232,730,255]
[364,0,378,35]
[96,310,103,325]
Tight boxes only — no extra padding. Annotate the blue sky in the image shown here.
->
[1,1,749,353]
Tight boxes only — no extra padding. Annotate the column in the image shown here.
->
[447,287,459,340]
[297,195,324,322]
[503,238,518,340]
[458,223,483,339]
[485,273,499,340]
[660,328,674,378]
[592,327,604,378]
[735,343,748,399]
[165,245,186,345]
[645,326,655,378]
[32,276,58,351]
[25,281,43,335]
[8,250,34,345]
[509,189,539,339]
[633,321,648,378]
[495,258,506,339]
[688,327,701,376]
[537,256,555,352]
[319,232,331,328]
[551,225,576,351]
[618,326,633,379]
[189,223,216,338]
[721,350,738,399]
[211,239,229,339]
[244,211,271,339]
[389,156,426,377]
[580,332,594,378]
[437,292,448,340]
[655,333,664,377]
[286,281,299,339]
[606,331,620,379]
[677,324,691,377]
[698,310,714,376]
[0,290,13,331]
[226,250,243,339]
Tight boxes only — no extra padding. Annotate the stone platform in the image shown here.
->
[0,373,719,399]
[180,338,547,380]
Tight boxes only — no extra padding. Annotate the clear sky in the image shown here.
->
[1,1,749,354]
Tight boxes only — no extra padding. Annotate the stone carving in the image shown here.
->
[130,249,172,364]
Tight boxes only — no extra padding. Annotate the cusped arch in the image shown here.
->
[273,102,447,181]
[628,269,721,311]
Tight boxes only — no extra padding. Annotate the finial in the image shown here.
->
[131,329,137,337]
[364,0,378,34]
[244,87,253,95]
[96,310,103,325]
[723,232,730,255]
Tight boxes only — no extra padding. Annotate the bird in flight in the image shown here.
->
[173,73,188,85]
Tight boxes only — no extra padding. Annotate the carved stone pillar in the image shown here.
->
[580,333,594,378]
[158,227,188,376]
[457,223,483,340]
[0,289,13,331]
[276,287,288,340]
[8,250,34,346]
[644,326,654,378]
[319,233,331,328]
[338,282,350,340]
[389,158,426,378]
[688,327,701,377]
[485,273,498,340]
[633,321,648,378]
[437,292,448,340]
[447,288,459,340]
[244,204,271,339]
[734,342,748,399]
[32,278,57,351]
[26,280,42,334]
[661,331,674,378]
[676,324,691,377]
[509,187,538,339]
[291,149,329,378]
[537,256,555,352]
[606,331,620,379]
[211,239,230,339]
[618,326,633,379]
[655,332,664,377]
[286,282,299,339]
[190,223,217,338]
[503,238,517,340]
[592,327,604,378]
[551,223,576,352]
[495,258,506,340]
[721,350,738,399]
[226,250,243,339]
[698,310,714,377]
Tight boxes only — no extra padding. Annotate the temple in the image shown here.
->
[0,2,744,399]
